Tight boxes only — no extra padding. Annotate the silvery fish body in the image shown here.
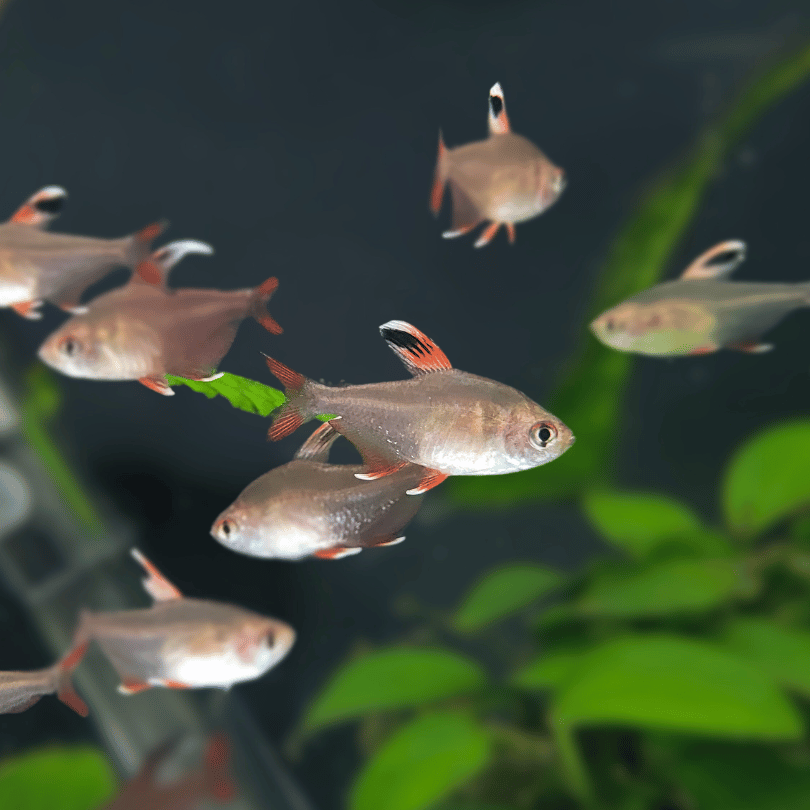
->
[0,667,60,713]
[212,424,424,560]
[591,241,810,356]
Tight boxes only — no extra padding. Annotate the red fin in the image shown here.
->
[263,355,311,440]
[159,679,191,689]
[264,355,305,389]
[139,376,175,396]
[11,301,43,320]
[10,186,66,227]
[430,131,447,215]
[131,220,169,282]
[56,669,89,717]
[488,82,510,135]
[474,222,501,249]
[314,546,363,560]
[137,239,213,287]
[354,460,408,480]
[131,548,183,601]
[444,180,483,237]
[506,223,516,244]
[119,679,152,695]
[378,320,453,375]
[268,410,304,441]
[406,469,448,495]
[689,346,718,356]
[727,341,773,354]
[204,734,236,803]
[59,640,89,672]
[368,535,406,548]
[250,276,283,334]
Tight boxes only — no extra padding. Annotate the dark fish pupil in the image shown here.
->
[490,94,504,116]
[35,196,64,214]
[223,521,231,536]
[539,427,551,442]
[65,340,76,356]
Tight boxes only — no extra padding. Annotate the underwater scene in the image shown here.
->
[2,0,810,808]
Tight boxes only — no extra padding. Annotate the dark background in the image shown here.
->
[0,0,809,807]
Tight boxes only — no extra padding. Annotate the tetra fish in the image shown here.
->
[264,320,574,494]
[100,734,235,810]
[212,422,425,561]
[38,242,283,395]
[0,185,165,319]
[62,549,295,694]
[0,657,88,716]
[431,83,566,248]
[590,240,810,357]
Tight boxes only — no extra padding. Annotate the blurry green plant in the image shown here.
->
[294,419,810,810]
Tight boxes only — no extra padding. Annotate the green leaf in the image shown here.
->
[552,634,803,740]
[453,563,563,632]
[720,617,810,698]
[581,490,704,558]
[576,558,744,617]
[723,420,810,536]
[350,711,492,810]
[512,647,587,691]
[304,648,487,732]
[448,40,810,509]
[0,746,116,810]
[167,372,286,416]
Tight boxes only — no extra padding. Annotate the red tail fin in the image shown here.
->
[55,652,89,717]
[129,220,169,284]
[250,276,283,334]
[430,131,447,215]
[204,734,236,803]
[263,354,311,440]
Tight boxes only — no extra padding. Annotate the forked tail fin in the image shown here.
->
[249,276,283,334]
[430,130,448,215]
[263,354,317,440]
[54,646,90,717]
[127,220,169,283]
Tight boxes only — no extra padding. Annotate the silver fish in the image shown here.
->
[0,186,165,319]
[212,422,424,561]
[63,549,295,694]
[590,240,810,356]
[37,242,282,395]
[0,659,88,716]
[431,83,566,248]
[264,320,574,494]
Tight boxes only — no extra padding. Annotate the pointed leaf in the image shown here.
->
[167,372,286,415]
[350,712,492,810]
[723,420,810,536]
[553,635,802,740]
[453,563,563,632]
[513,647,587,690]
[304,648,487,732]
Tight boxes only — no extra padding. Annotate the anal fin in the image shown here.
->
[355,459,408,481]
[139,376,175,396]
[728,341,773,354]
[11,300,43,320]
[688,345,718,356]
[118,679,152,695]
[368,535,406,548]
[406,469,448,495]
[158,679,191,689]
[443,179,482,239]
[314,546,363,560]
[474,222,502,249]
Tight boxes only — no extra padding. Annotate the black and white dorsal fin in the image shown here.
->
[379,320,453,376]
[488,83,510,135]
[133,240,213,287]
[10,186,67,228]
[295,422,341,462]
[681,240,747,281]
[130,548,183,602]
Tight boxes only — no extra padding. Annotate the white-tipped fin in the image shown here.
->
[379,320,453,376]
[130,548,183,602]
[681,240,747,281]
[488,83,510,135]
[10,186,67,227]
[134,239,214,287]
[295,422,341,462]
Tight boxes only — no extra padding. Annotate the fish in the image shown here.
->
[0,185,166,319]
[264,320,575,494]
[211,422,425,561]
[99,733,235,809]
[61,548,295,694]
[0,656,88,716]
[590,240,810,356]
[37,242,283,395]
[430,82,566,248]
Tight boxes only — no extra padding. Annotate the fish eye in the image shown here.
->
[60,337,80,357]
[605,319,615,331]
[530,422,557,450]
[220,519,235,538]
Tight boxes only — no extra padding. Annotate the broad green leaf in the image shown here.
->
[577,558,744,617]
[453,563,563,632]
[448,41,810,509]
[0,746,116,810]
[167,372,286,416]
[720,617,810,698]
[723,420,810,536]
[512,647,587,690]
[304,648,487,732]
[552,634,802,740]
[581,490,704,558]
[350,712,491,810]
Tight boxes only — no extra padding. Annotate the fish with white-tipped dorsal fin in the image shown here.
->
[0,656,88,716]
[263,320,574,494]
[0,186,165,319]
[60,549,295,694]
[211,422,424,561]
[37,241,283,395]
[431,83,566,248]
[590,240,810,356]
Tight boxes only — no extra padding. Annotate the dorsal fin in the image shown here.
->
[681,240,747,281]
[488,83,510,135]
[132,240,213,287]
[10,186,67,227]
[130,548,183,602]
[379,320,453,375]
[295,422,341,462]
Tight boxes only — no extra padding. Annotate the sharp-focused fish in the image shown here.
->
[0,186,165,319]
[212,422,425,561]
[37,242,283,395]
[62,549,295,694]
[590,240,810,356]
[431,83,566,248]
[100,734,235,810]
[264,320,574,494]
[0,658,88,716]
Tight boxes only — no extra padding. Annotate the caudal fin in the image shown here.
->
[54,648,89,717]
[203,733,237,803]
[430,130,448,215]
[249,276,283,334]
[263,354,315,440]
[127,220,169,283]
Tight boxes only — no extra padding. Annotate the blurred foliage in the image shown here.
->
[448,38,810,509]
[296,420,810,809]
[0,745,116,810]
